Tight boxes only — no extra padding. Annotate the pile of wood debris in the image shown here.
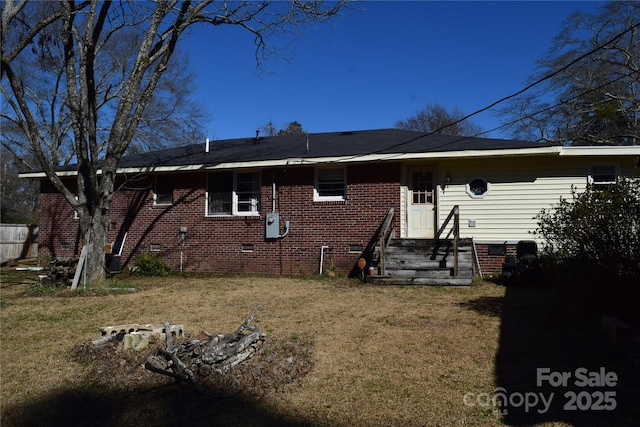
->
[146,305,266,391]
[34,257,79,287]
[71,305,313,395]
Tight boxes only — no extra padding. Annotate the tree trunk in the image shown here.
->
[77,164,116,285]
[81,211,109,284]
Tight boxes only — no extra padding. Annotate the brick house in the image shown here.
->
[26,129,639,282]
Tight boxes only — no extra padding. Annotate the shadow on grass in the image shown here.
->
[3,333,324,427]
[458,295,503,318]
[463,282,640,426]
[2,384,313,427]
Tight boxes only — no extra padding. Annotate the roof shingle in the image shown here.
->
[117,128,555,169]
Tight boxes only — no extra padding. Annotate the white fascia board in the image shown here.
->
[414,146,563,159]
[18,172,44,178]
[271,147,565,165]
[117,164,207,173]
[559,146,640,156]
[19,170,76,179]
[19,146,568,178]
[323,146,563,162]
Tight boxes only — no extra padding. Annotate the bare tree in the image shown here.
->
[1,0,347,283]
[395,103,483,136]
[257,120,305,137]
[500,1,640,146]
[257,120,279,137]
[1,5,208,167]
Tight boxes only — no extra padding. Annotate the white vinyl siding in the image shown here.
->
[432,156,617,243]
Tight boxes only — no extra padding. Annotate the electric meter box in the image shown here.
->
[265,213,280,239]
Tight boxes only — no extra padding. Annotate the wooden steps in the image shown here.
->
[367,238,474,286]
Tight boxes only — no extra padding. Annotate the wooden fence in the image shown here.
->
[0,224,37,262]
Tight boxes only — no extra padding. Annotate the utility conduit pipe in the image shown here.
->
[272,178,276,213]
[319,246,330,275]
[271,175,291,238]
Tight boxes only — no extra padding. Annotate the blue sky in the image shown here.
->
[182,1,604,141]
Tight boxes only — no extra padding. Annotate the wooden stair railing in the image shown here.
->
[377,208,395,275]
[433,205,460,276]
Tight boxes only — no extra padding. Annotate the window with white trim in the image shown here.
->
[588,165,617,189]
[314,167,346,201]
[207,171,261,216]
[154,175,173,205]
[466,177,490,199]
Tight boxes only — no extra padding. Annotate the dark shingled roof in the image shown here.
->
[37,129,557,174]
[116,128,556,169]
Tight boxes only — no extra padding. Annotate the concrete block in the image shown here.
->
[123,331,152,351]
[100,322,184,352]
[100,323,184,338]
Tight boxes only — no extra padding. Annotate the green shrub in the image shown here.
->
[132,253,171,276]
[534,178,640,277]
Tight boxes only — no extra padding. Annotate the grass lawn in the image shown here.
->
[1,267,638,426]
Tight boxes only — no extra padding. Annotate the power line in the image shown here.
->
[331,19,640,163]
[431,20,640,139]
[459,68,640,144]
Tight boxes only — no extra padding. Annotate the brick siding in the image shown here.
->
[474,243,518,277]
[38,163,402,276]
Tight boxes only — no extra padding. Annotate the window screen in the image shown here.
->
[236,172,261,213]
[316,168,345,200]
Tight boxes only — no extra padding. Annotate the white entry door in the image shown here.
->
[407,167,435,238]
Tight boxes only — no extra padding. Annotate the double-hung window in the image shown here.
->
[207,171,261,216]
[154,175,173,205]
[314,167,346,201]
